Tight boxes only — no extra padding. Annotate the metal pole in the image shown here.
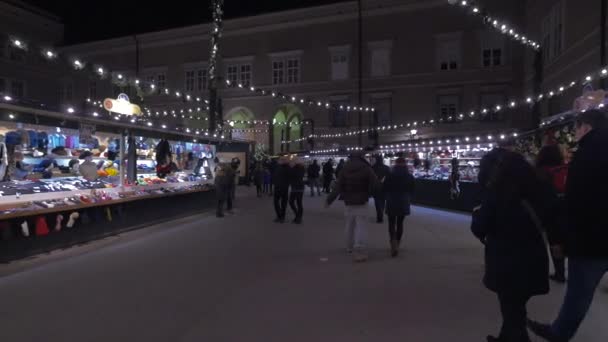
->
[357,0,363,147]
[208,0,225,132]
[601,0,607,88]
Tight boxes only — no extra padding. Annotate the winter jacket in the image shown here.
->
[384,165,415,216]
[471,151,554,296]
[253,168,264,186]
[322,163,334,180]
[335,162,345,178]
[215,167,235,201]
[289,165,306,192]
[273,164,291,192]
[564,129,608,257]
[307,163,321,179]
[372,162,391,182]
[328,157,380,206]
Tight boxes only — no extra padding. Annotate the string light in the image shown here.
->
[448,0,540,50]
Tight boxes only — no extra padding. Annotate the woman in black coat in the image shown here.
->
[471,149,555,342]
[383,157,415,257]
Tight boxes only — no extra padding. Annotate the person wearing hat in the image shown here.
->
[327,150,380,262]
[288,157,306,224]
[79,151,99,181]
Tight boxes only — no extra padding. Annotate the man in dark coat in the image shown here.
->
[288,158,306,224]
[214,164,235,217]
[273,156,291,223]
[322,159,334,193]
[529,109,608,342]
[327,151,380,262]
[383,157,414,257]
[307,159,321,197]
[472,149,554,342]
[372,155,390,223]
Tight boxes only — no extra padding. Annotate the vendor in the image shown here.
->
[78,151,99,181]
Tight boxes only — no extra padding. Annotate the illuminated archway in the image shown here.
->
[226,106,255,141]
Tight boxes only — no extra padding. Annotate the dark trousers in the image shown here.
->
[497,293,532,341]
[388,215,405,241]
[274,189,289,219]
[323,177,332,193]
[263,183,270,194]
[552,254,566,278]
[255,184,262,197]
[289,191,304,221]
[217,196,233,216]
[551,257,608,340]
[374,195,386,222]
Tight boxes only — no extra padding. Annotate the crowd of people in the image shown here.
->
[213,109,608,342]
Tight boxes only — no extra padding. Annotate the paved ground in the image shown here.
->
[0,187,607,342]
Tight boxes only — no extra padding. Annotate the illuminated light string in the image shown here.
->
[224,80,375,113]
[286,65,608,141]
[3,34,211,105]
[378,131,520,153]
[447,0,540,50]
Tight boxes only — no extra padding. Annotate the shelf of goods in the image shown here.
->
[0,107,227,263]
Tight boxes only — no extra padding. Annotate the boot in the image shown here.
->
[390,240,399,258]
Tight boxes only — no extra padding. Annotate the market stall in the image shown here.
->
[0,101,238,263]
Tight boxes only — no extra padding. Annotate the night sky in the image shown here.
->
[20,0,350,44]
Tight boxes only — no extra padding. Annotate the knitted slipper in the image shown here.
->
[35,216,50,236]
[55,214,64,231]
[21,221,30,237]
[66,212,79,228]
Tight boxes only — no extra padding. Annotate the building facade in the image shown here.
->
[0,0,64,107]
[53,0,531,154]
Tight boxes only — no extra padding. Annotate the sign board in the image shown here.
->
[103,93,142,116]
[79,123,96,146]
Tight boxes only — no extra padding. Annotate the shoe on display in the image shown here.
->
[55,215,64,231]
[21,221,30,237]
[66,212,80,228]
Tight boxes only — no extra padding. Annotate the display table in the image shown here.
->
[0,182,217,263]
[411,179,480,212]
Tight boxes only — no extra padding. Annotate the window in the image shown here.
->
[480,92,506,121]
[197,69,208,91]
[272,56,300,85]
[286,59,299,84]
[371,95,392,126]
[156,73,166,89]
[272,61,285,85]
[481,32,505,68]
[58,82,73,103]
[240,64,252,86]
[226,65,238,85]
[542,1,564,64]
[185,70,195,92]
[11,80,25,98]
[438,95,459,120]
[328,98,350,127]
[437,37,461,71]
[369,41,392,77]
[482,49,502,67]
[89,81,97,99]
[330,46,350,81]
[0,78,6,93]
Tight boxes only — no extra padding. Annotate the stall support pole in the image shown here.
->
[119,131,126,190]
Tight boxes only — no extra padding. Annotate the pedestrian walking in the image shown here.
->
[372,155,390,223]
[214,164,235,217]
[326,151,380,262]
[269,158,277,196]
[471,149,557,342]
[535,144,569,283]
[528,109,608,342]
[263,167,271,194]
[307,159,321,197]
[253,163,264,197]
[335,159,345,178]
[383,157,415,257]
[288,157,306,224]
[273,156,290,223]
[322,158,334,193]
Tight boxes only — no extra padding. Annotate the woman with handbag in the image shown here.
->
[471,149,557,342]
